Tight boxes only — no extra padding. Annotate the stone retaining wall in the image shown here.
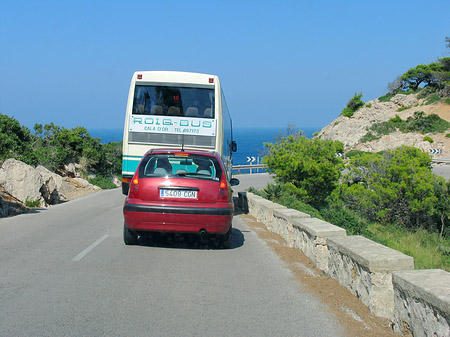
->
[242,191,450,336]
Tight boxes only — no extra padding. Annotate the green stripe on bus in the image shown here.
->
[122,158,140,174]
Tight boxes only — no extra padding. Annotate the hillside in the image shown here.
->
[317,93,450,155]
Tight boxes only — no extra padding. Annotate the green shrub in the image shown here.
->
[341,107,355,118]
[88,176,117,189]
[371,121,397,135]
[338,146,447,232]
[360,132,380,143]
[345,150,371,158]
[424,136,434,143]
[341,93,364,118]
[446,133,450,138]
[0,114,36,165]
[399,112,450,134]
[378,93,394,102]
[444,98,450,105]
[320,200,370,235]
[25,197,40,208]
[397,106,411,112]
[361,120,398,142]
[417,86,437,99]
[263,133,344,207]
[425,94,441,105]
[365,103,372,108]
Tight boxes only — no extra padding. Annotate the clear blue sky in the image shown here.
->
[1,0,449,132]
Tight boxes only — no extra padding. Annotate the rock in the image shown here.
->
[0,159,103,217]
[64,163,76,177]
[0,159,43,204]
[72,178,101,190]
[390,94,419,107]
[112,175,121,187]
[317,93,450,154]
[36,165,63,204]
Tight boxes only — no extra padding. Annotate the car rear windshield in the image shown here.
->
[139,153,222,181]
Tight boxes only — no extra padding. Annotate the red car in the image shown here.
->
[123,149,239,248]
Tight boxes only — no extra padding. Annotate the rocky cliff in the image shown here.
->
[317,94,450,155]
[0,158,102,217]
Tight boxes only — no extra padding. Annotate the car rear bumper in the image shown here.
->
[123,204,233,234]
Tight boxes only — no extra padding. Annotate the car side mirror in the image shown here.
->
[231,141,237,153]
[230,178,240,186]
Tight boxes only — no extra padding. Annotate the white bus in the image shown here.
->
[122,71,236,194]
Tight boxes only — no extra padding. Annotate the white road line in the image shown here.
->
[72,235,109,262]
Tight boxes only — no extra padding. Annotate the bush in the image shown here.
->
[88,175,117,189]
[25,197,40,208]
[399,112,450,134]
[341,108,355,118]
[341,93,364,118]
[319,200,370,235]
[263,132,344,207]
[338,146,449,232]
[0,114,36,165]
[424,136,434,143]
[397,106,411,112]
[425,94,441,105]
[360,132,380,143]
[345,150,371,158]
[378,93,394,102]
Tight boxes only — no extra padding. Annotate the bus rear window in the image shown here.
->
[133,85,215,118]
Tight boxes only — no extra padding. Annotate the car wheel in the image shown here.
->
[218,226,232,249]
[123,223,138,245]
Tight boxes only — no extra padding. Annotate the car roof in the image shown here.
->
[144,148,219,158]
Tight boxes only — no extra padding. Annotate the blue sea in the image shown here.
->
[89,127,319,168]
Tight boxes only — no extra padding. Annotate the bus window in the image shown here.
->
[132,85,215,118]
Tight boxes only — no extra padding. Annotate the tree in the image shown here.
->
[0,114,35,165]
[387,76,404,94]
[263,133,344,207]
[433,179,450,237]
[339,146,446,232]
[341,93,364,117]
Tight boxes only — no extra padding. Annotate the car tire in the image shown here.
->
[123,223,138,245]
[218,226,232,249]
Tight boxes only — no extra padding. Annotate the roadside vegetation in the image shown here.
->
[360,111,450,143]
[257,38,450,271]
[0,114,121,189]
[255,134,450,271]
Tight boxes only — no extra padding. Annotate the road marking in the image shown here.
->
[72,235,109,262]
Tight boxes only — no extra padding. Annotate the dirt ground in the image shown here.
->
[239,214,411,337]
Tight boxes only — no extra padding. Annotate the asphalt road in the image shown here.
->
[0,175,344,337]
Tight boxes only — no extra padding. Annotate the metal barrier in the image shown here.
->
[232,164,266,174]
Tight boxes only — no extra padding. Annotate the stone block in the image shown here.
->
[392,269,450,337]
[271,208,310,246]
[327,235,414,318]
[291,218,346,272]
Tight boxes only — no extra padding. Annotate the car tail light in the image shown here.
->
[129,175,139,197]
[218,179,229,201]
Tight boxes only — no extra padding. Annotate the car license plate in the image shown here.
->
[160,189,197,199]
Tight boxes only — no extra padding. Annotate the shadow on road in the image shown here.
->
[135,227,245,250]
